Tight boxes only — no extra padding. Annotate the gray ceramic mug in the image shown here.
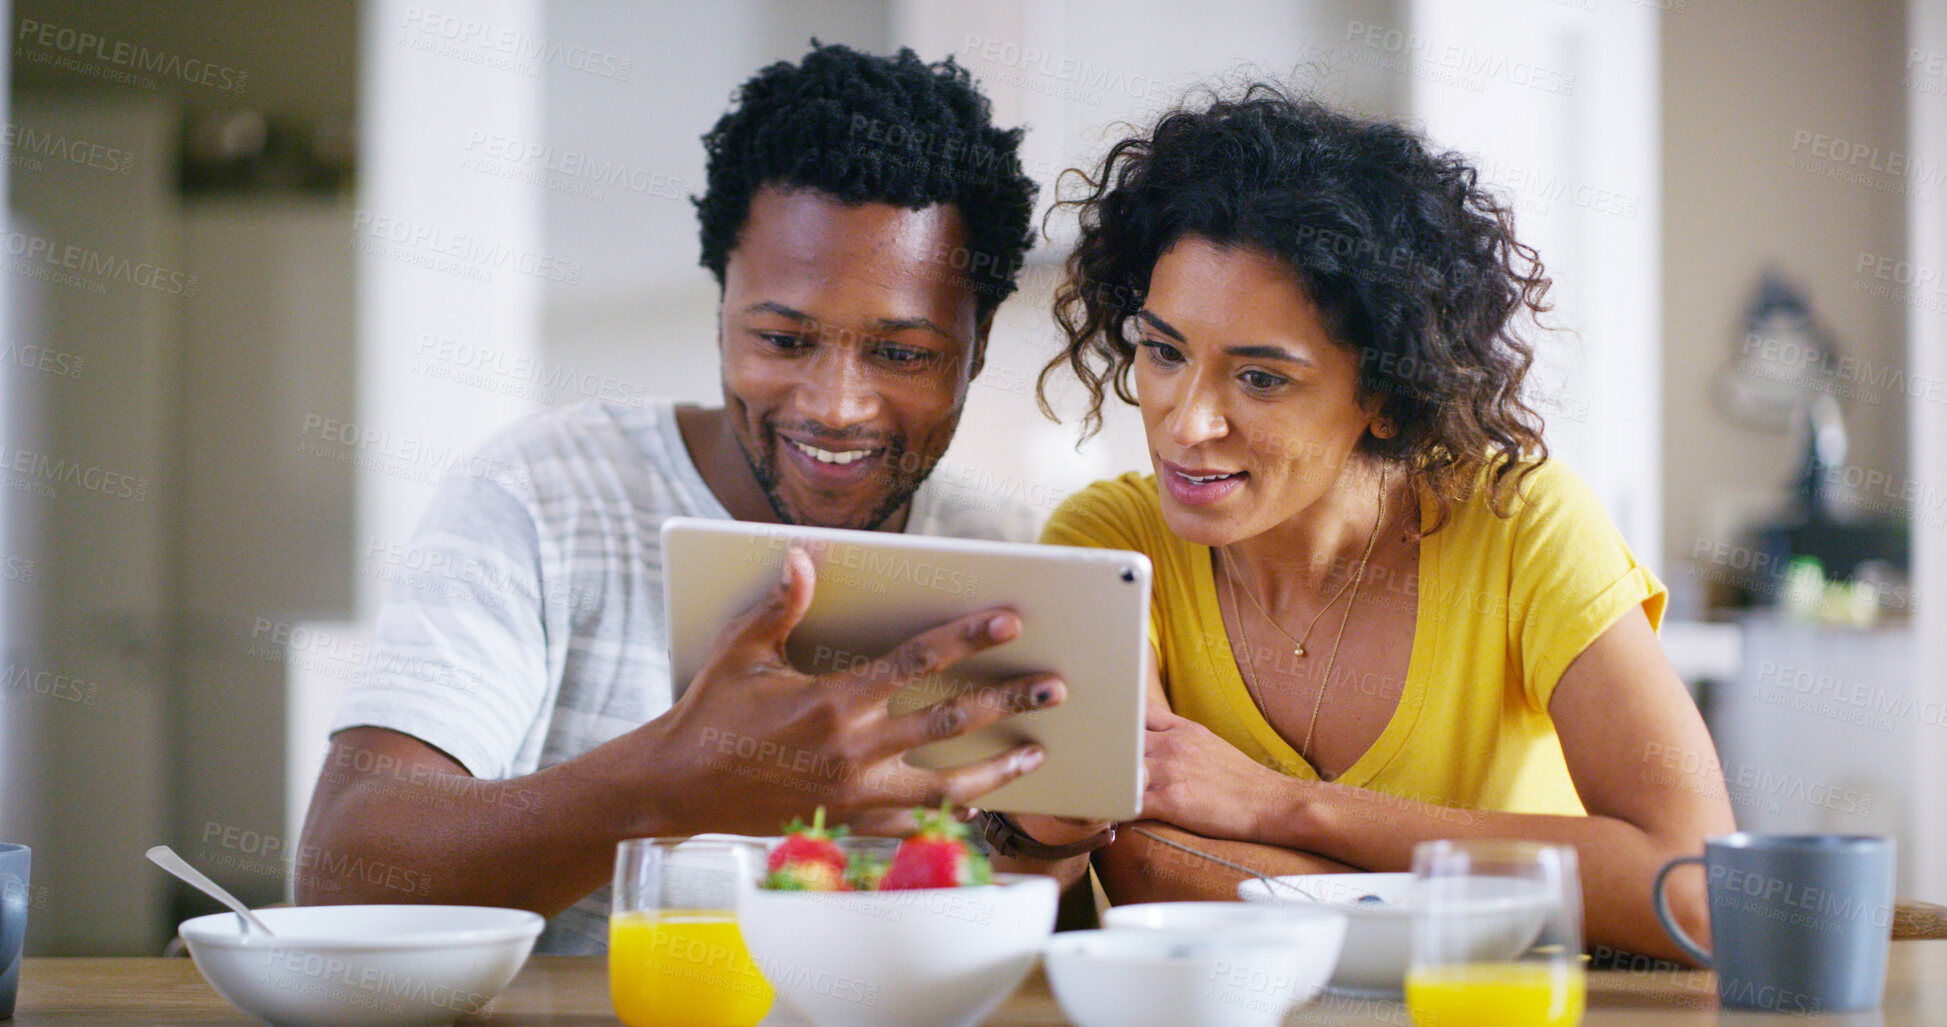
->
[0,843,28,1020]
[1654,833,1894,1013]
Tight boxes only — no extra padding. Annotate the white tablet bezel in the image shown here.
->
[662,516,1150,821]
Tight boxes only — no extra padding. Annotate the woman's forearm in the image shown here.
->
[1093,820,1359,906]
[1262,779,1713,964]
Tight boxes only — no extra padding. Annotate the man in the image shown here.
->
[296,42,1062,953]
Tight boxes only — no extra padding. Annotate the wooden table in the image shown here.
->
[14,946,1947,1024]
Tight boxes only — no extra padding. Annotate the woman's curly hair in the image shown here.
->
[1039,84,1552,529]
[696,41,1038,323]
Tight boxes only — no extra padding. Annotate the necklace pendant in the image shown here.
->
[1294,644,1306,658]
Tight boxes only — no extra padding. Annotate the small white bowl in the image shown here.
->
[1100,901,1345,1007]
[1238,872,1412,995]
[1236,872,1549,996]
[738,873,1056,1027]
[178,904,544,1027]
[1043,928,1317,1027]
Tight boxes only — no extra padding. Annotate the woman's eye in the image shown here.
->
[1138,338,1184,365]
[1241,369,1287,391]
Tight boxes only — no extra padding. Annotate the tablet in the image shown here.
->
[662,516,1150,821]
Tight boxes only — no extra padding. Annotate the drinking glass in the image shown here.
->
[610,838,773,1027]
[1406,839,1584,1027]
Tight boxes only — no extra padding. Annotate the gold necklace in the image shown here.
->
[1224,544,1359,658]
[1224,468,1387,766]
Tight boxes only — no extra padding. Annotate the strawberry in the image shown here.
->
[764,807,851,891]
[878,803,992,890]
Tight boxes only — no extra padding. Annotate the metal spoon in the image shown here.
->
[145,844,276,937]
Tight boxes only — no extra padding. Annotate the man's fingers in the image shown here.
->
[916,743,1047,808]
[879,674,1064,755]
[839,607,1022,701]
[831,806,920,838]
[720,545,816,665]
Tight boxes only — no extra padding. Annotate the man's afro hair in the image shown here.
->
[695,41,1038,319]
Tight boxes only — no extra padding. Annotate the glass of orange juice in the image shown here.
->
[1406,839,1585,1027]
[610,838,773,1027]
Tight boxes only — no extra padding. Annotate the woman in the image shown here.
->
[1015,87,1733,961]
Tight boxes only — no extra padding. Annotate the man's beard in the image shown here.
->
[736,417,939,531]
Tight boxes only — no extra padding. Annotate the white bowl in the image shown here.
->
[178,904,544,1027]
[1100,901,1346,1007]
[738,873,1056,1027]
[1236,872,1550,996]
[1043,928,1318,1027]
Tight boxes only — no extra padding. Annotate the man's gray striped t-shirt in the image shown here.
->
[329,398,1040,952]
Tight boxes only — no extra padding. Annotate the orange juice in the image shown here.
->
[1405,963,1586,1027]
[609,909,774,1027]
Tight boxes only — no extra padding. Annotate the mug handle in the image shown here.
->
[1652,855,1712,967]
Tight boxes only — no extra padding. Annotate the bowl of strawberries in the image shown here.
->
[738,805,1058,1027]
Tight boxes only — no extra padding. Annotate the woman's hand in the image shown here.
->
[1141,702,1298,841]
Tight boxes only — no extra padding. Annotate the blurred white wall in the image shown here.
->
[1409,0,1662,568]
[356,0,546,610]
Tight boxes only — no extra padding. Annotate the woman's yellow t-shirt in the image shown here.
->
[1042,461,1666,817]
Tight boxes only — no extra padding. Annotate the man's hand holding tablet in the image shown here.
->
[661,517,1151,842]
[640,543,1067,835]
